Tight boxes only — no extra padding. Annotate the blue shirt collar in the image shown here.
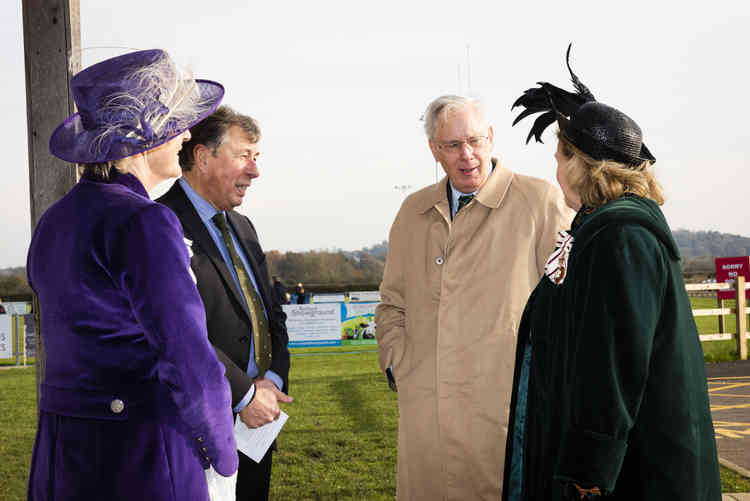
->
[178,177,224,225]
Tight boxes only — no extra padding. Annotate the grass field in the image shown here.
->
[691,296,750,361]
[1,296,749,499]
[269,348,397,500]
[0,349,398,501]
[2,346,749,500]
[0,368,36,501]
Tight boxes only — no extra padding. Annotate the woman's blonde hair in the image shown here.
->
[558,131,664,207]
[78,161,115,179]
[77,158,139,180]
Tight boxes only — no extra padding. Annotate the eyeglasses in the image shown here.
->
[436,135,490,155]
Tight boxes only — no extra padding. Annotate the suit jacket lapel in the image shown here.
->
[163,182,250,319]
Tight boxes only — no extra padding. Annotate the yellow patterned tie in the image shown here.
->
[212,213,272,375]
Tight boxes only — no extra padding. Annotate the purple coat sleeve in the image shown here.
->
[114,204,238,476]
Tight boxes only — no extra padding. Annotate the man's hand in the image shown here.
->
[573,484,601,499]
[238,378,293,429]
[385,367,397,392]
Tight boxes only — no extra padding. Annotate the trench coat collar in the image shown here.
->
[415,158,514,214]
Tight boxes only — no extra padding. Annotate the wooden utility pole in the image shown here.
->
[22,0,81,401]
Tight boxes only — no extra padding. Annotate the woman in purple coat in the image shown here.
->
[26,49,238,501]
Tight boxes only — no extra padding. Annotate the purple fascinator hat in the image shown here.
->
[50,49,224,164]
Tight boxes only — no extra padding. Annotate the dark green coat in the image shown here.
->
[502,196,721,500]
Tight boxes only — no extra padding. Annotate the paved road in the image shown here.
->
[707,361,750,475]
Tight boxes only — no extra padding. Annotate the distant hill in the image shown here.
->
[265,241,387,289]
[0,266,25,277]
[5,230,750,297]
[666,229,749,278]
[0,266,31,298]
[674,229,750,259]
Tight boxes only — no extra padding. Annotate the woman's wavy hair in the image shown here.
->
[558,131,664,207]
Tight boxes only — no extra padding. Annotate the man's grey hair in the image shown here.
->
[423,95,487,140]
[179,105,261,171]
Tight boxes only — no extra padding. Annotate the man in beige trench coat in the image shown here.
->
[376,95,573,500]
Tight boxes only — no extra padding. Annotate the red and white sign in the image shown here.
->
[715,256,750,300]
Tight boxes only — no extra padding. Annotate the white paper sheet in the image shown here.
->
[233,411,289,463]
[204,466,237,501]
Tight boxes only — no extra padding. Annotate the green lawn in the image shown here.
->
[722,466,750,493]
[0,358,34,367]
[0,351,398,501]
[2,347,749,500]
[0,368,36,501]
[270,349,397,500]
[2,296,750,500]
[691,297,746,334]
[691,296,750,362]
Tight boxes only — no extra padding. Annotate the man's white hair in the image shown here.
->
[423,95,487,140]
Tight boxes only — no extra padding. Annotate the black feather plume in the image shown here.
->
[527,111,557,144]
[511,43,596,144]
[565,43,595,102]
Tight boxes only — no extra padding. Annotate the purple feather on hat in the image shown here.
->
[49,49,224,164]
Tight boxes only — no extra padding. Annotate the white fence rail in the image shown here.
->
[688,276,749,359]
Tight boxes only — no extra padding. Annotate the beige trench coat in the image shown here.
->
[376,161,573,500]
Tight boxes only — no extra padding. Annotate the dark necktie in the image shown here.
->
[456,194,474,215]
[212,212,272,375]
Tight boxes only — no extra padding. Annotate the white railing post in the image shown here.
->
[22,318,27,367]
[736,276,747,361]
[14,314,20,366]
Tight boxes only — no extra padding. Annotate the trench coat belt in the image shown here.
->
[40,383,167,421]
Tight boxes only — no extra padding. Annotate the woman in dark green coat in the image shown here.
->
[502,45,721,501]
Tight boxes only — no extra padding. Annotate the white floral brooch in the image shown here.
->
[544,231,574,285]
[183,237,197,284]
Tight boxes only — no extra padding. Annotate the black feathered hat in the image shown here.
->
[512,44,655,166]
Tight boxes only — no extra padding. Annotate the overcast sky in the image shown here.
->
[1,1,748,268]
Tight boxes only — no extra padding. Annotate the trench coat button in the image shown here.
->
[435,256,444,265]
[110,399,125,414]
